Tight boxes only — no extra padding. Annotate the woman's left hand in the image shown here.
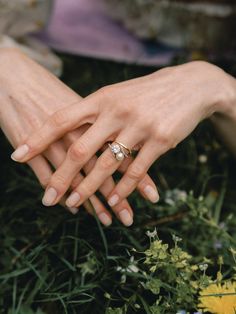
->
[2,48,159,227]
[12,61,235,209]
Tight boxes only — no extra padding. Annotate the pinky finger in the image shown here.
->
[118,157,159,203]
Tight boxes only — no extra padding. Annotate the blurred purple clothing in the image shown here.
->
[41,0,177,66]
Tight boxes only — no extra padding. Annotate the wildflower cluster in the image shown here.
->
[107,234,200,313]
[106,230,236,314]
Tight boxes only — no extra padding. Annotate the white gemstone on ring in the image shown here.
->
[111,143,121,154]
[109,142,130,161]
[116,152,125,161]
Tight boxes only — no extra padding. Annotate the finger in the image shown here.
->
[63,125,90,147]
[100,144,158,202]
[44,141,112,224]
[107,141,164,206]
[28,155,52,189]
[11,96,99,163]
[65,132,141,210]
[44,141,67,168]
[43,141,80,214]
[65,130,134,226]
[40,120,114,207]
[69,166,112,225]
[83,156,134,226]
[28,153,72,210]
[118,156,159,203]
[28,155,79,213]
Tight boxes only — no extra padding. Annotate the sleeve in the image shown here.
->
[0,0,62,76]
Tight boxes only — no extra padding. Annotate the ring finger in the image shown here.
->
[107,140,165,207]
[65,131,142,209]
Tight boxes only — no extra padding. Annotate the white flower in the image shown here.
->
[116,256,140,283]
[165,197,175,206]
[199,263,208,271]
[172,234,182,243]
[165,189,187,205]
[198,154,208,163]
[146,228,158,239]
[127,264,139,273]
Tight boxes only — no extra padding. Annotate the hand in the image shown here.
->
[1,48,158,226]
[13,61,229,214]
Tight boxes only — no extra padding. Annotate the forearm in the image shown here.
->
[0,47,83,148]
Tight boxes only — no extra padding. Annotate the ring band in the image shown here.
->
[115,141,132,156]
[108,141,132,161]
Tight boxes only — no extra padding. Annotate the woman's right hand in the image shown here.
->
[0,48,158,226]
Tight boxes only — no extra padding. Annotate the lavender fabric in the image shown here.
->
[40,0,178,66]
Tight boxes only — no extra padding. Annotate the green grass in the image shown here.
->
[0,55,236,314]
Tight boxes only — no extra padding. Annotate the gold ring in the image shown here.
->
[108,141,132,161]
[115,141,132,155]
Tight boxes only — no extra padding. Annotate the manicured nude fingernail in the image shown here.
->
[42,187,57,206]
[98,213,112,226]
[11,144,29,161]
[144,185,159,203]
[108,194,119,206]
[119,209,133,227]
[68,207,79,215]
[66,192,80,207]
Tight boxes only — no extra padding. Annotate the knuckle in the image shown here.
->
[127,164,145,182]
[99,85,117,98]
[116,105,132,118]
[68,142,88,162]
[50,109,68,128]
[28,131,46,153]
[79,182,94,198]
[99,153,115,170]
[153,125,178,151]
[39,176,50,189]
[51,173,68,190]
[154,126,172,148]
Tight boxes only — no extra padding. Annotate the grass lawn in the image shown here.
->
[0,54,236,314]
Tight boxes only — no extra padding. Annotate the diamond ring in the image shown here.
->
[108,142,132,161]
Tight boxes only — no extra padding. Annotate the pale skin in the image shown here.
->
[11,53,236,227]
[0,48,159,227]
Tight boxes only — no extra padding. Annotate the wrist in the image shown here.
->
[207,64,236,117]
[184,61,236,119]
[215,71,236,118]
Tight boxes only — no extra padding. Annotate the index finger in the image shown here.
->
[11,96,99,163]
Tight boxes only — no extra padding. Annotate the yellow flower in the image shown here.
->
[198,281,236,314]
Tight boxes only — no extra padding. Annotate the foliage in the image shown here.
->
[0,55,236,314]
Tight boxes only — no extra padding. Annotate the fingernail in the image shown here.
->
[144,185,159,203]
[66,192,80,207]
[42,187,57,206]
[119,209,133,227]
[11,144,29,161]
[108,194,119,206]
[98,213,112,226]
[68,207,79,215]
